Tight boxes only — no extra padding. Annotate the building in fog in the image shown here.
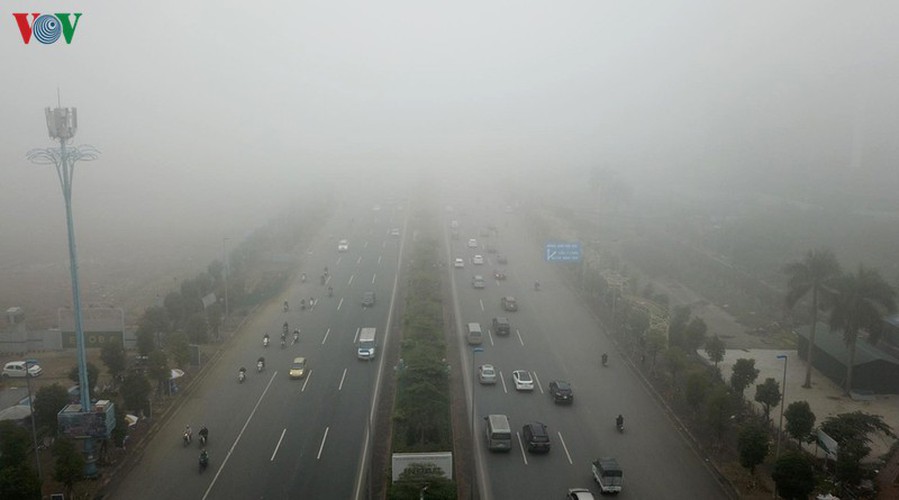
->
[797,323,899,394]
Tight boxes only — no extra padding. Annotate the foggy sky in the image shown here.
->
[2,1,899,267]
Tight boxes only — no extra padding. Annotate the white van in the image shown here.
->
[484,414,512,451]
[357,327,377,360]
[467,322,483,345]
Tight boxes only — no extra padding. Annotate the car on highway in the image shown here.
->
[362,291,376,307]
[478,364,497,384]
[522,422,551,453]
[288,357,307,379]
[454,258,465,268]
[2,361,42,378]
[501,296,518,311]
[491,317,510,336]
[337,239,349,252]
[467,238,478,248]
[512,370,534,391]
[496,254,508,264]
[549,380,574,404]
[472,275,486,289]
[472,254,484,265]
[566,488,596,500]
[389,228,400,237]
[493,269,506,280]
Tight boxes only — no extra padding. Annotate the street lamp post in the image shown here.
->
[775,354,788,460]
[27,104,100,477]
[24,360,42,480]
[470,346,483,500]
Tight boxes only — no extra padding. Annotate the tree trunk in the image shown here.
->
[803,288,818,388]
[844,334,857,396]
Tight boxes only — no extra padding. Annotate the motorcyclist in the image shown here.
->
[602,353,608,366]
[199,425,209,444]
[238,366,247,382]
[293,329,300,343]
[257,357,265,371]
[199,449,209,469]
[184,424,192,443]
[263,333,270,347]
[282,324,288,339]
[300,298,306,310]
[616,414,624,430]
[283,300,289,312]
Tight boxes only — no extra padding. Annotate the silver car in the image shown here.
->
[512,370,534,391]
[478,364,497,384]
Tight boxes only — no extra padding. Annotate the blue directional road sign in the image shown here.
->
[545,242,581,262]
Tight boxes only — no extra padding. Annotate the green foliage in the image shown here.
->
[663,347,687,386]
[704,335,726,367]
[101,338,127,381]
[206,302,223,340]
[0,420,32,469]
[685,370,710,411]
[68,362,100,393]
[164,291,186,328]
[34,383,70,435]
[0,464,41,500]
[784,248,841,388]
[147,349,170,394]
[683,317,708,353]
[136,306,169,355]
[706,385,733,439]
[53,437,85,497]
[754,377,781,422]
[821,411,895,487]
[627,310,650,336]
[121,371,152,414]
[729,358,759,396]
[167,331,191,367]
[645,329,667,367]
[772,451,815,500]
[184,312,208,344]
[667,306,691,349]
[828,265,897,394]
[737,423,769,474]
[784,401,816,443]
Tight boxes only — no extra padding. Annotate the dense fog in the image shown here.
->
[2,1,898,323]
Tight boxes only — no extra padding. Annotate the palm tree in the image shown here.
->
[784,249,842,388]
[829,265,897,395]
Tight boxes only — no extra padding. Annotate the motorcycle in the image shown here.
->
[283,301,289,312]
[256,360,264,373]
[601,353,608,367]
[238,370,246,383]
[199,451,209,473]
[280,339,287,349]
[183,432,192,446]
[300,299,306,310]
[199,434,207,446]
[293,331,299,344]
[263,337,269,348]
[616,417,624,433]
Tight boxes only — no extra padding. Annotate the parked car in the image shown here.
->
[512,370,534,391]
[501,296,518,311]
[549,380,574,404]
[2,361,42,378]
[478,364,497,384]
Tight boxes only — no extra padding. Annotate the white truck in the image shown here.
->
[592,457,623,493]
[357,327,377,360]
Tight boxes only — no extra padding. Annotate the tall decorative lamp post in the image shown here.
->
[27,104,100,476]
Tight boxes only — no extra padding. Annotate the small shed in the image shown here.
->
[797,323,899,394]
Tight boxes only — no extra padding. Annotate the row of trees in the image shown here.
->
[784,248,897,394]
[389,219,455,499]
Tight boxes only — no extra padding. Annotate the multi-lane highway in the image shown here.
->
[444,198,729,499]
[110,202,405,499]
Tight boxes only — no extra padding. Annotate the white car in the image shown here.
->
[2,361,42,378]
[467,238,478,248]
[389,228,400,237]
[512,370,534,391]
[472,254,484,265]
[337,239,349,252]
[454,258,465,268]
[478,364,497,384]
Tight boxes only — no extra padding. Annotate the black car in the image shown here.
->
[492,317,511,336]
[501,296,518,312]
[522,422,551,453]
[549,380,573,404]
[362,291,376,307]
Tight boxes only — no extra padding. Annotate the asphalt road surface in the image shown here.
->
[110,201,405,499]
[443,195,729,500]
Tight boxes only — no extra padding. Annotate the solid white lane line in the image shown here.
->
[516,432,528,465]
[353,327,361,343]
[202,372,278,500]
[270,428,287,461]
[301,371,311,392]
[371,274,377,284]
[356,256,362,265]
[378,255,382,265]
[534,371,544,394]
[317,427,330,460]
[479,299,484,311]
[322,328,331,345]
[337,298,344,310]
[348,274,355,286]
[488,330,494,346]
[338,368,348,391]
[558,432,573,465]
[500,371,508,394]
[516,329,524,346]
